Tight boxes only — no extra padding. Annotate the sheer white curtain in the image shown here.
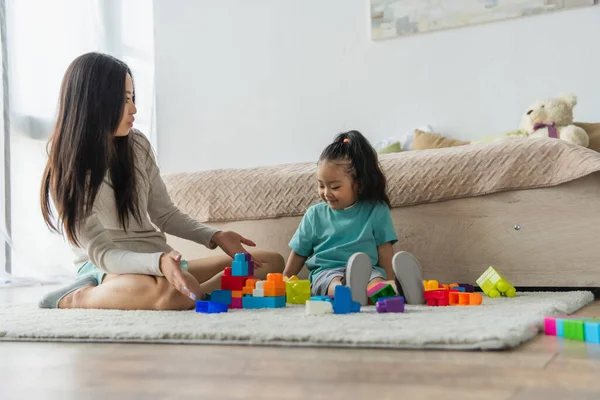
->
[6,0,155,279]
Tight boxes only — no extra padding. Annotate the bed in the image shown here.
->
[164,138,600,287]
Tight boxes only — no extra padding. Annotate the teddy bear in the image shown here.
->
[520,94,589,147]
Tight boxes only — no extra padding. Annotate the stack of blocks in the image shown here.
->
[544,316,600,344]
[422,280,482,307]
[476,266,516,298]
[305,286,361,315]
[366,282,404,313]
[196,252,287,313]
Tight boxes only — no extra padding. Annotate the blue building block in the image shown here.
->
[333,286,352,314]
[585,321,600,344]
[451,286,466,292]
[351,301,360,313]
[231,253,249,276]
[211,290,232,306]
[242,296,286,309]
[195,301,228,314]
[311,295,334,303]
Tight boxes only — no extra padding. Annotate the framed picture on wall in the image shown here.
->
[371,0,598,40]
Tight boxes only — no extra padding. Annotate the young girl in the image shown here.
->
[283,130,425,306]
[38,52,284,310]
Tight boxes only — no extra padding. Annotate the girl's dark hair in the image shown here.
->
[319,130,391,207]
[40,52,142,245]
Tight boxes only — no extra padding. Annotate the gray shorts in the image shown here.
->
[311,267,385,296]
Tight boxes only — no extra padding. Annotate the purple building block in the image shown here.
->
[376,296,405,313]
[458,283,474,293]
[244,252,255,277]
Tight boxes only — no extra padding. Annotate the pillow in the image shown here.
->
[377,142,402,154]
[575,122,600,152]
[412,129,469,150]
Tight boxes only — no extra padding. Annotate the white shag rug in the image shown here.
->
[0,291,593,350]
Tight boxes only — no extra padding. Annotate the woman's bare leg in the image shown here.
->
[58,273,196,310]
[187,250,285,293]
[57,250,285,310]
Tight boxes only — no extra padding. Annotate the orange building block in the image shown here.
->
[232,291,243,299]
[263,273,286,297]
[449,292,483,306]
[242,278,259,295]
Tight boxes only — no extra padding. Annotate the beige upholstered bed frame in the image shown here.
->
[168,172,600,287]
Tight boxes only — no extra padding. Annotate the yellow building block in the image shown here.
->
[286,279,310,304]
[476,266,516,298]
[423,280,439,291]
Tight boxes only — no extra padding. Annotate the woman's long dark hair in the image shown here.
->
[40,52,142,246]
[319,130,391,207]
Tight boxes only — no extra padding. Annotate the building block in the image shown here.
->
[231,253,249,276]
[544,317,558,336]
[423,289,449,306]
[351,301,361,313]
[285,275,299,282]
[476,266,516,298]
[231,297,243,309]
[243,278,259,295]
[245,253,255,277]
[450,286,466,292]
[253,280,265,297]
[264,273,286,297]
[367,283,396,304]
[232,291,243,299]
[584,321,600,344]
[458,284,474,292]
[242,295,286,309]
[195,301,228,314]
[210,290,232,306]
[311,295,334,303]
[449,291,482,306]
[333,285,353,314]
[423,280,440,291]
[306,300,333,316]
[286,279,310,305]
[221,275,247,291]
[563,319,586,341]
[449,283,459,289]
[376,296,405,313]
[439,284,449,290]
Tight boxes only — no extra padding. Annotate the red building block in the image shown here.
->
[423,289,450,306]
[221,275,248,291]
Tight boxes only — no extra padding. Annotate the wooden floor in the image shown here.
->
[1,286,600,400]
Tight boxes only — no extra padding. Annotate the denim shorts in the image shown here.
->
[76,259,189,285]
[310,266,385,296]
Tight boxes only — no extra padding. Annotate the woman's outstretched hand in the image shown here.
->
[159,251,203,301]
[211,231,263,268]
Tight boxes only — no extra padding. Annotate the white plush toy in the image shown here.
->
[520,94,589,147]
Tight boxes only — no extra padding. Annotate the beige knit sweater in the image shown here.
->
[71,130,219,276]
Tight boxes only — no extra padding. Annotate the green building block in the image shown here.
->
[563,319,587,341]
[286,279,311,305]
[475,266,516,298]
[368,283,396,304]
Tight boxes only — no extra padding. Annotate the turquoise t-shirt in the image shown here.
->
[289,201,398,282]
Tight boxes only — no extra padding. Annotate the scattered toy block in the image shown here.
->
[231,253,249,276]
[242,295,286,309]
[424,289,449,306]
[585,321,600,344]
[306,300,333,316]
[286,278,310,305]
[449,283,459,289]
[449,291,482,306]
[210,290,232,306]
[439,284,449,290]
[334,286,353,314]
[232,290,243,299]
[243,278,259,295]
[451,286,466,292]
[231,297,243,309]
[458,284,474,292]
[285,275,299,281]
[564,319,586,341]
[351,301,361,313]
[423,280,439,291]
[376,296,405,313]
[195,301,228,314]
[544,316,559,336]
[476,266,516,298]
[368,283,396,304]
[311,295,334,303]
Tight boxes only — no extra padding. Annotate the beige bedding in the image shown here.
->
[164,139,600,223]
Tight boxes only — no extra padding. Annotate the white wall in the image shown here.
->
[154,0,600,173]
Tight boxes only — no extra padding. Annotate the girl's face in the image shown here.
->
[115,73,137,137]
[317,160,358,210]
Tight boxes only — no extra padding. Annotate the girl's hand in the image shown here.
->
[211,231,263,268]
[159,251,203,301]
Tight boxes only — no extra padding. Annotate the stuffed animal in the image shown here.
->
[520,94,589,147]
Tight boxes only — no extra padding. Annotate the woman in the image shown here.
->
[39,52,284,310]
